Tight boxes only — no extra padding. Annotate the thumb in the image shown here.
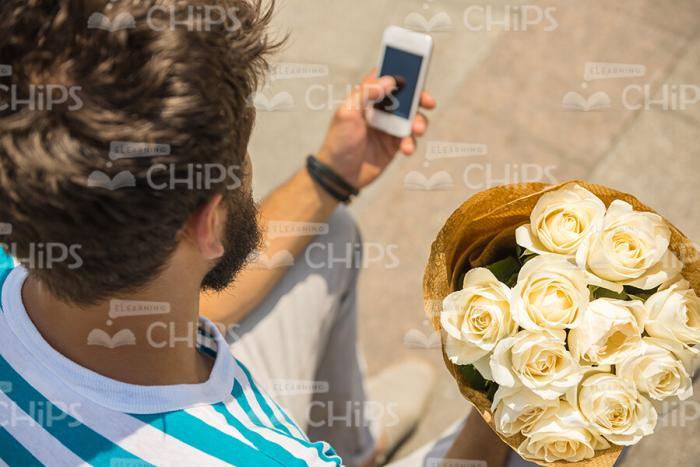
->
[344,75,397,113]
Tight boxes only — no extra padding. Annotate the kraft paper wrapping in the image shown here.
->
[423,180,700,467]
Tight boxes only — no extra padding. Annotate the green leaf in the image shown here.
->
[485,256,521,284]
[588,285,599,299]
[486,382,499,402]
[516,245,537,264]
[593,287,629,300]
[505,272,519,288]
[624,285,659,302]
[458,364,490,391]
[458,365,499,401]
[520,253,537,265]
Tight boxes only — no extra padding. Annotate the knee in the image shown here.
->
[301,206,362,283]
[323,206,363,269]
[326,206,361,248]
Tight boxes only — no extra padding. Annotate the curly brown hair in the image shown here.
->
[0,0,281,304]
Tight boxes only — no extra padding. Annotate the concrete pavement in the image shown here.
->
[249,0,700,463]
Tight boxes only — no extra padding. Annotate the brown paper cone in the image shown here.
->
[423,180,700,467]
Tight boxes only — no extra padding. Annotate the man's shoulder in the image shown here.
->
[0,337,341,466]
[0,368,341,467]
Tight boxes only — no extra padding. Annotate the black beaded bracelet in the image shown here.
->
[306,155,359,204]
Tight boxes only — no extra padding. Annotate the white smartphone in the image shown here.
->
[367,26,433,138]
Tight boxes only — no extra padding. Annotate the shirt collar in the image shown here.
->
[1,266,235,414]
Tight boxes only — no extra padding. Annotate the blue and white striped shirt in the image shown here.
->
[0,265,341,466]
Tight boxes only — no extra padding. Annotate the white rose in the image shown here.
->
[617,337,694,401]
[440,268,518,374]
[511,254,589,332]
[576,373,657,446]
[490,330,583,399]
[517,400,610,463]
[491,385,559,437]
[645,279,700,350]
[516,184,606,257]
[576,200,683,292]
[568,298,647,366]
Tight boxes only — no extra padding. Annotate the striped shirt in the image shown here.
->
[0,265,342,466]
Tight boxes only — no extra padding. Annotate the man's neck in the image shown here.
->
[21,271,214,386]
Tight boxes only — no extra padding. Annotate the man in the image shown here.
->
[0,0,511,465]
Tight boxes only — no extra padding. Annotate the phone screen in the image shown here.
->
[374,46,423,119]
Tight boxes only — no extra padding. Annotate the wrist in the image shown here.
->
[300,165,340,215]
[305,155,359,204]
[316,148,359,190]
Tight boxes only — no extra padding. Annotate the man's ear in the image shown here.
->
[184,194,226,260]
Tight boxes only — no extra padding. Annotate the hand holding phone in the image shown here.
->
[367,26,433,138]
[313,33,436,191]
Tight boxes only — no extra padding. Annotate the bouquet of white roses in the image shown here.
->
[424,182,699,466]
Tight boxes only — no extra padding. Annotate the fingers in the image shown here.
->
[360,68,378,85]
[345,71,435,116]
[419,91,437,110]
[400,136,417,155]
[403,97,434,155]
[368,76,398,102]
[344,74,397,114]
[412,112,429,136]
[399,112,429,156]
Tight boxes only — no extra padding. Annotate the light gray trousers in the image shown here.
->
[225,205,673,467]
[226,207,375,466]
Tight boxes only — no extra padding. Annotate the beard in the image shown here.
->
[200,192,261,292]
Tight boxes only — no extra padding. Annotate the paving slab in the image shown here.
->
[249,64,361,197]
[246,0,700,464]
[657,37,700,126]
[253,0,512,198]
[452,0,689,167]
[588,110,700,242]
[601,0,700,39]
